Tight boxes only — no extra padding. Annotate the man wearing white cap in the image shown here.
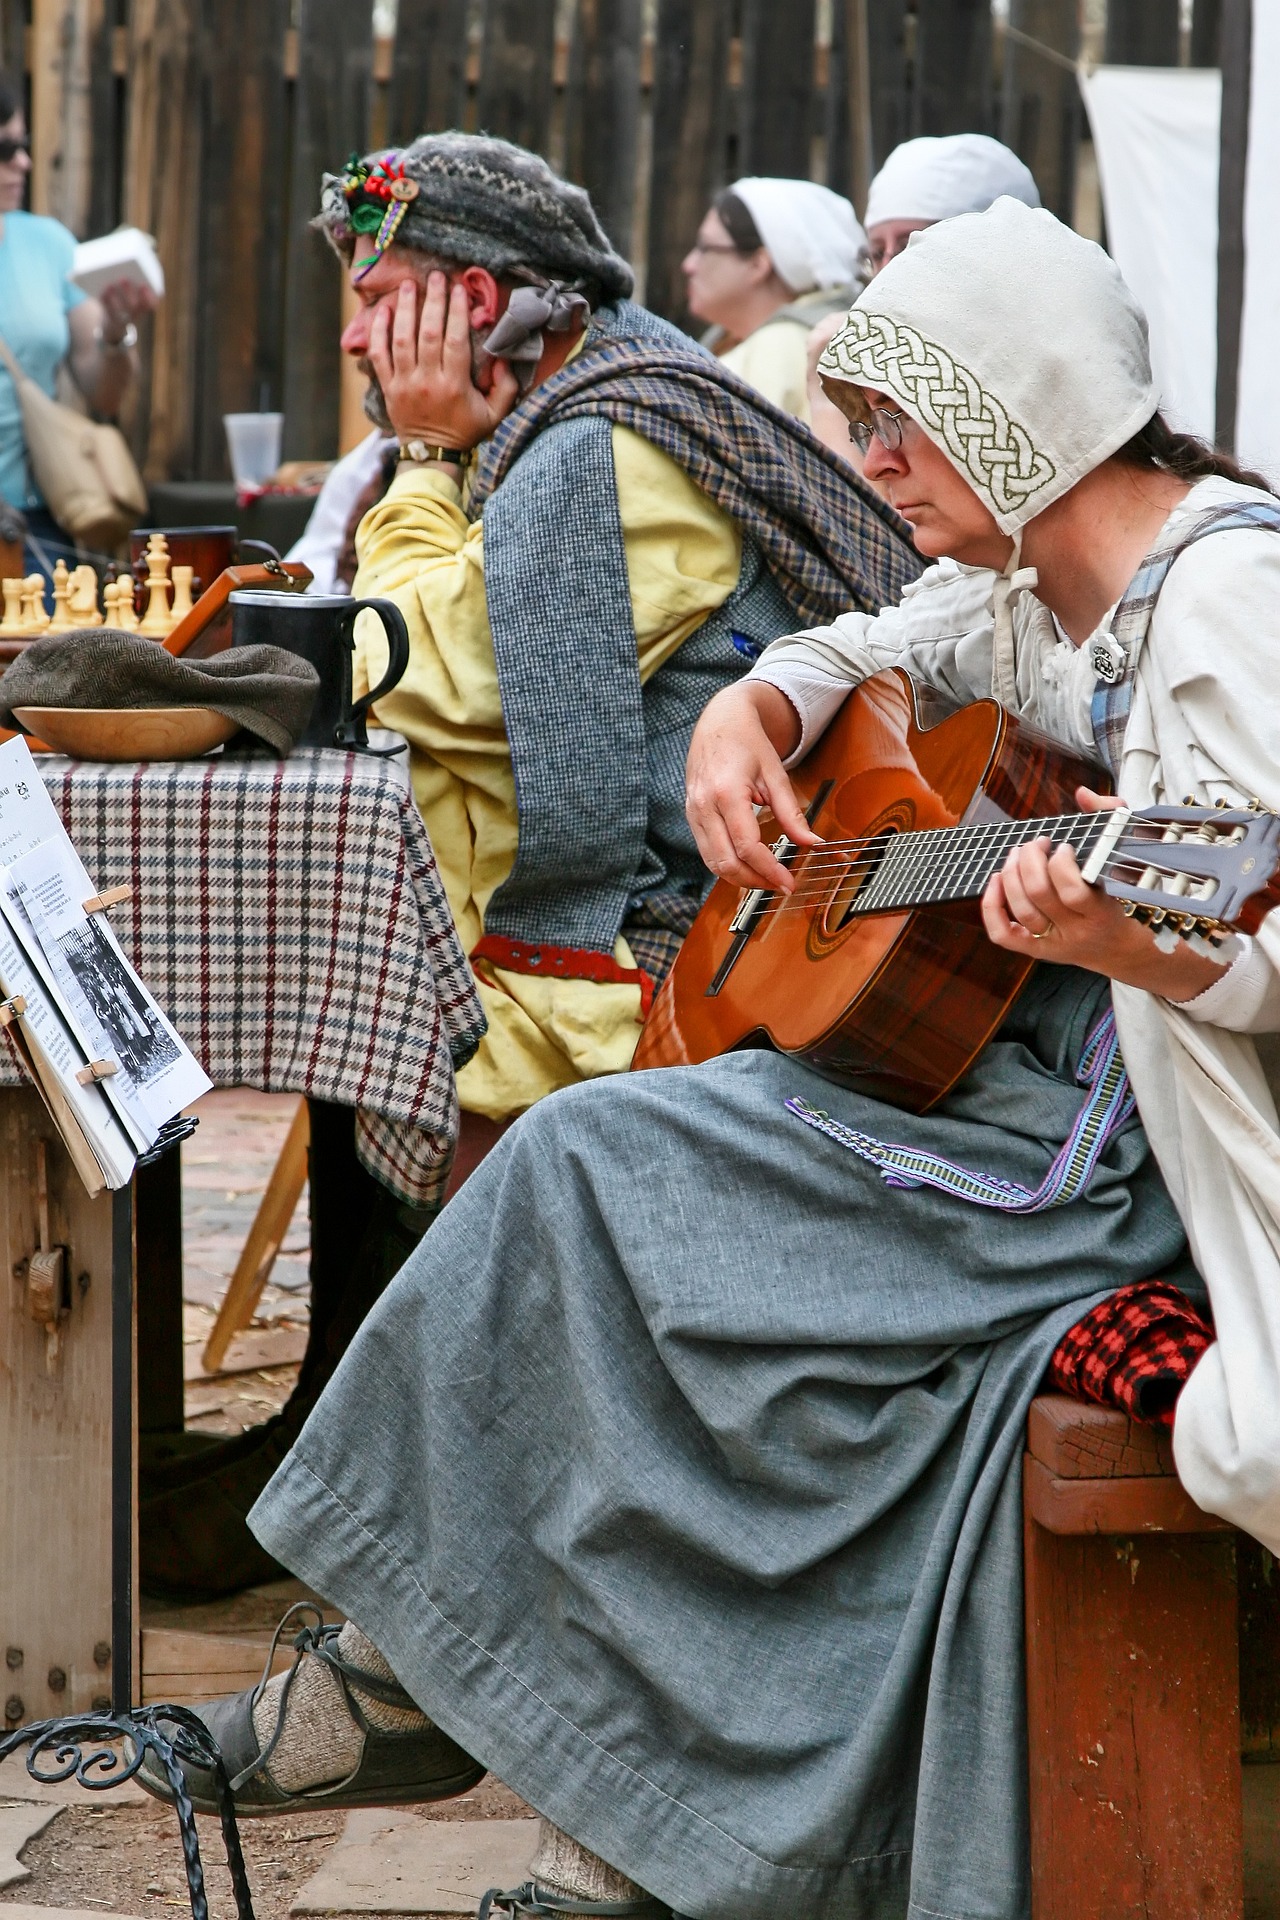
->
[682,177,865,421]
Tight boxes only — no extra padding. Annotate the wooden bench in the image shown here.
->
[1024,1394,1242,1920]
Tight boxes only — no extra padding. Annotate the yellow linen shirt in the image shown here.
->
[719,317,813,422]
[352,426,741,1120]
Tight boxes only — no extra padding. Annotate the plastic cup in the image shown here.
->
[223,412,283,487]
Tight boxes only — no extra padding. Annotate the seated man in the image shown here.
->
[328,132,918,1125]
[140,137,917,1601]
[147,204,1280,1917]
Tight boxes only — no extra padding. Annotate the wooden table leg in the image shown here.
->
[0,1087,132,1725]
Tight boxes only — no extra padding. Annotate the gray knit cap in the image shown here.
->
[318,132,634,304]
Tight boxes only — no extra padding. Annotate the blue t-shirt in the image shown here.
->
[0,211,87,509]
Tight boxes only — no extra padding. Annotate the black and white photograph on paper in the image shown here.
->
[55,915,181,1083]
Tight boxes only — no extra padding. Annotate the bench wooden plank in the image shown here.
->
[1024,1454,1232,1537]
[1027,1394,1175,1479]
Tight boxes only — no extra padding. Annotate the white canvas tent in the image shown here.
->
[1080,1,1280,481]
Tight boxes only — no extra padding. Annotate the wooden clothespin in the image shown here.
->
[75,1059,119,1086]
[82,885,133,914]
[0,994,28,1028]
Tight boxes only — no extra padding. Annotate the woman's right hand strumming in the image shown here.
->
[685,679,820,893]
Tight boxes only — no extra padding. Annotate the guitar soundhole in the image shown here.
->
[823,830,897,931]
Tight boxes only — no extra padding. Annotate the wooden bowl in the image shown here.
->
[12,705,239,761]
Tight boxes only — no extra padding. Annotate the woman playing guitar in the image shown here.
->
[158,202,1280,1920]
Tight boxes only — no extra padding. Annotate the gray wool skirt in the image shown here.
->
[251,968,1197,1920]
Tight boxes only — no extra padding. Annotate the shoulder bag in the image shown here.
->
[0,329,147,550]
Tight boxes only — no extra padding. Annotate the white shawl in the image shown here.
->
[751,475,1280,1551]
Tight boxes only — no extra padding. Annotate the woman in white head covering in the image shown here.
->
[166,200,1280,1920]
[692,196,1280,1563]
[863,132,1040,274]
[682,176,865,421]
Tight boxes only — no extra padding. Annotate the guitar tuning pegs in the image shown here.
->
[1214,797,1230,809]
[1249,797,1264,812]
[1182,795,1196,807]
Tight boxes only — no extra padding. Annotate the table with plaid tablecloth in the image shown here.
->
[0,745,486,1204]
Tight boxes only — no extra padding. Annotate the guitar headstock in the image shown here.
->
[1097,803,1280,939]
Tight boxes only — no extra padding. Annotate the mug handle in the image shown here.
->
[338,597,411,749]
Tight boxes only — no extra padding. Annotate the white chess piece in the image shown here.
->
[48,558,74,632]
[0,576,24,634]
[113,574,140,631]
[22,574,49,632]
[67,564,103,626]
[168,564,195,630]
[139,533,172,638]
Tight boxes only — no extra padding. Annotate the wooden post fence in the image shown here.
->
[12,0,1155,482]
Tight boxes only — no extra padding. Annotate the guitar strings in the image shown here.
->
[746,845,1215,919]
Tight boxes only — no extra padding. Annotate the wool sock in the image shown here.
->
[530,1818,646,1903]
[248,1621,429,1792]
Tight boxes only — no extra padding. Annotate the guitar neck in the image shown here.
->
[850,812,1107,917]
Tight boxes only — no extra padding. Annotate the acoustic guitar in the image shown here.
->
[633,668,1280,1110]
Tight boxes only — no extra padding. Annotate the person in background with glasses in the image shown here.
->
[804,134,1042,471]
[682,178,865,423]
[0,72,156,584]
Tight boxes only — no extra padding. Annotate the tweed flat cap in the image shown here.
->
[0,630,320,755]
[319,131,634,303]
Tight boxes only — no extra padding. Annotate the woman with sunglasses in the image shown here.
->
[0,73,156,581]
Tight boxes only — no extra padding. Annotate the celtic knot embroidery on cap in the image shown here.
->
[821,310,1056,520]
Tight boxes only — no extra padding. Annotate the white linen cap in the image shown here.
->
[817,198,1158,534]
[864,134,1040,230]
[728,177,866,294]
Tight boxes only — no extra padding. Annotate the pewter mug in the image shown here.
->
[228,589,410,752]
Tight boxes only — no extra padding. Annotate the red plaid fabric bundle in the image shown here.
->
[1047,1280,1213,1427]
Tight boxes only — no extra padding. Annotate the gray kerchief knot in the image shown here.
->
[0,629,320,755]
[482,283,591,367]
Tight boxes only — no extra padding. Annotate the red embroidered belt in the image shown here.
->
[471,934,655,1019]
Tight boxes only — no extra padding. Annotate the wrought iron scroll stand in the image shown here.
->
[0,1128,256,1920]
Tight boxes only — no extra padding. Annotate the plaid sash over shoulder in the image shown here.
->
[469,305,923,625]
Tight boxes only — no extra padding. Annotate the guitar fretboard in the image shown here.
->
[847,812,1107,917]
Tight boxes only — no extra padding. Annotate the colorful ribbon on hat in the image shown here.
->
[336,151,421,279]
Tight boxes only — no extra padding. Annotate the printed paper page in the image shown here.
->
[0,870,157,1153]
[0,907,135,1188]
[5,836,211,1131]
[0,736,73,865]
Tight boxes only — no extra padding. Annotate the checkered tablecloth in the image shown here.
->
[0,746,486,1204]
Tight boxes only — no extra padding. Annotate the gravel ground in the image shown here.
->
[5,1777,532,1920]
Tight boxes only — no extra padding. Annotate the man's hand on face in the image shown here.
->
[367,270,521,454]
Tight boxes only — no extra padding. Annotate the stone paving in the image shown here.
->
[180,1088,311,1436]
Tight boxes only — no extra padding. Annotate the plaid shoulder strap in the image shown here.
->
[1092,498,1280,776]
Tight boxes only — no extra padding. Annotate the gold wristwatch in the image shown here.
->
[399,439,462,464]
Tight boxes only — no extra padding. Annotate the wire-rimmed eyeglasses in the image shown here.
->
[849,406,907,455]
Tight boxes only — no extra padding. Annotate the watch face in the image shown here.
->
[405,440,426,460]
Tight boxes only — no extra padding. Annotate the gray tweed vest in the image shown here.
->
[481,304,799,956]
